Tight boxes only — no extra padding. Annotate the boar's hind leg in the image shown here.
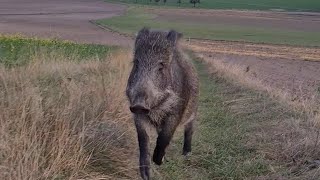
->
[183,117,195,155]
[134,116,151,180]
[153,116,179,165]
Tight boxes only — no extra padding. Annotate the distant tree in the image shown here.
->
[155,0,160,3]
[190,0,200,7]
[177,0,181,6]
[163,0,167,4]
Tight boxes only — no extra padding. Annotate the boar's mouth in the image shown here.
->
[150,92,170,110]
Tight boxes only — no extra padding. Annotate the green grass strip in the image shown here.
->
[96,7,320,47]
[0,35,117,67]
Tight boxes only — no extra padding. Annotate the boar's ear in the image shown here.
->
[167,30,183,45]
[136,27,150,39]
[135,27,150,47]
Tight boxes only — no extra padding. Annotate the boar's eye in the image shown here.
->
[158,62,165,71]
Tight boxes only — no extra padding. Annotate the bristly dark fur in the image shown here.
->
[126,27,199,180]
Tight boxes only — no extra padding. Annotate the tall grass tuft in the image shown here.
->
[0,49,138,179]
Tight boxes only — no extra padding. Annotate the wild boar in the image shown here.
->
[126,28,199,180]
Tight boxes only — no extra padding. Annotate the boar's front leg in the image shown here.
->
[134,115,150,180]
[152,115,179,165]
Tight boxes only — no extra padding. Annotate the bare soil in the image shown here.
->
[187,40,320,102]
[0,0,133,46]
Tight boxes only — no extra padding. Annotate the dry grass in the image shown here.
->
[186,40,320,61]
[0,50,138,179]
[193,52,320,178]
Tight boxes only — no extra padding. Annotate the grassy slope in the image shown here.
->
[0,35,117,67]
[106,0,320,12]
[96,8,320,47]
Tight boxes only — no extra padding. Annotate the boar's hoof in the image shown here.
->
[153,151,165,165]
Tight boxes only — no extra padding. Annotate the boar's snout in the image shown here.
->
[127,78,156,115]
[130,103,150,114]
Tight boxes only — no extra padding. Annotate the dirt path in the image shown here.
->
[0,0,133,46]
